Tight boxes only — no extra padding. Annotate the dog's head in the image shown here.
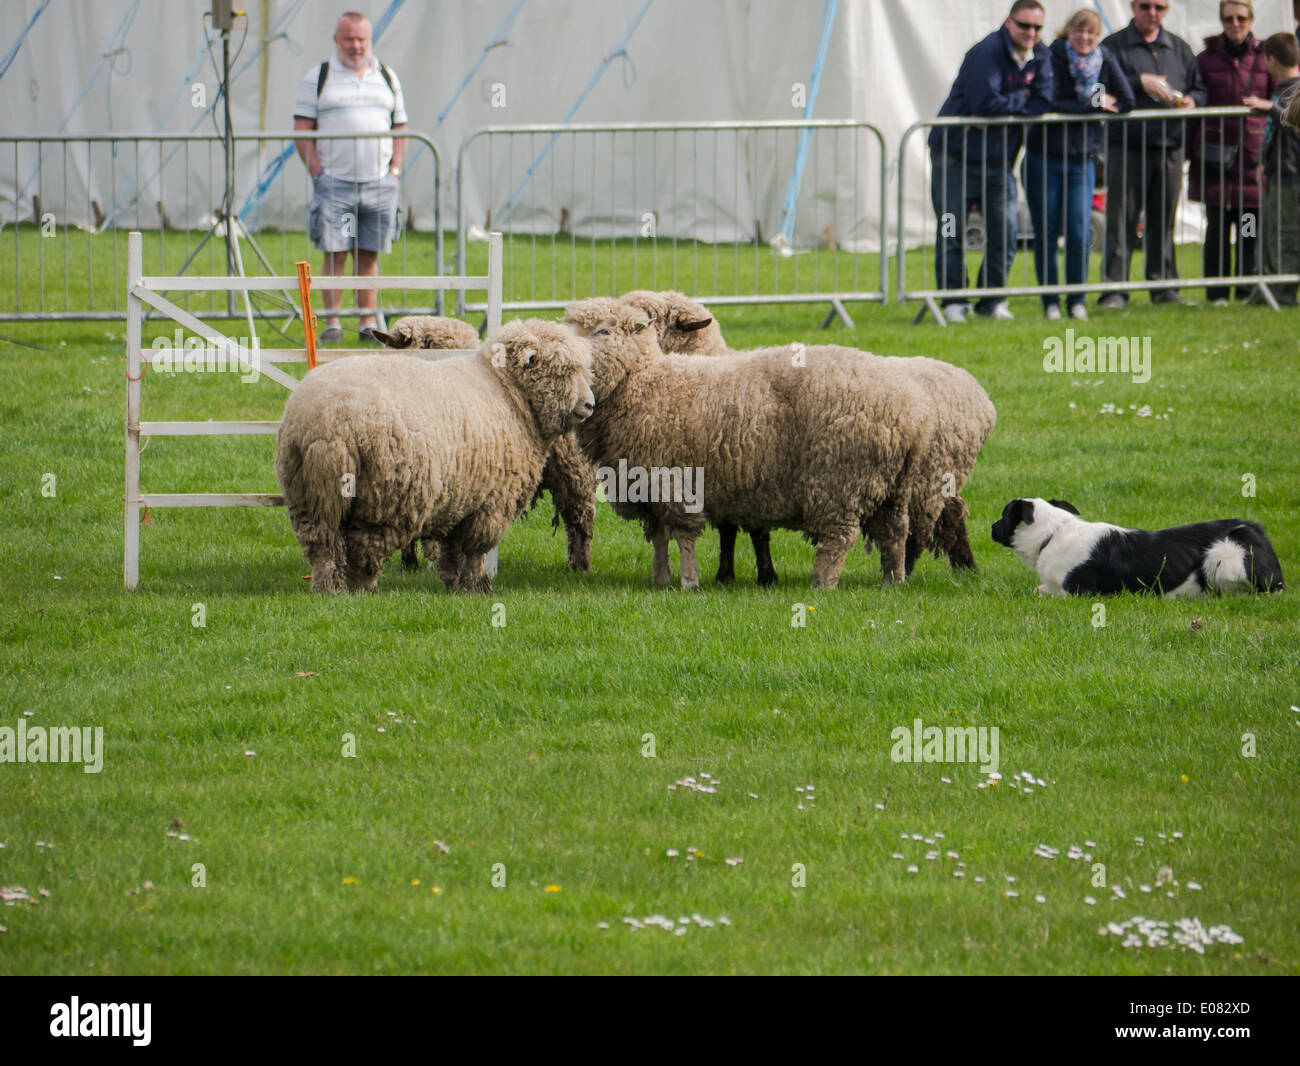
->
[991,497,1080,552]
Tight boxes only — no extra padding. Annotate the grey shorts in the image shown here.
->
[308,172,400,254]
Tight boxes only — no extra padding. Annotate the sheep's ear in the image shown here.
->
[518,347,537,369]
[676,316,713,332]
[369,329,397,347]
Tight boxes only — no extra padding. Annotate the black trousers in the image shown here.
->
[1202,204,1258,301]
[1103,147,1183,300]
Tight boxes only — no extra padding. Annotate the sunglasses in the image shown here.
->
[1011,17,1044,32]
[1136,3,1169,11]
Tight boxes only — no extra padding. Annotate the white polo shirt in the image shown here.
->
[294,54,408,183]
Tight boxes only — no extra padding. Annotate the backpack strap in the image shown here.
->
[317,59,396,127]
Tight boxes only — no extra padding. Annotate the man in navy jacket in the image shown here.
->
[928,1,1054,322]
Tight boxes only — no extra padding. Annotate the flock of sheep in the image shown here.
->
[274,292,996,593]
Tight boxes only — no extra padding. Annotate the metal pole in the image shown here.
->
[125,231,142,589]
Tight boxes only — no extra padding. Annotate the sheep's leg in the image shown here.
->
[303,527,347,594]
[344,523,403,592]
[456,551,493,595]
[715,522,738,585]
[436,540,462,590]
[542,434,596,572]
[400,540,419,571]
[677,532,701,590]
[750,528,778,587]
[811,536,856,590]
[941,497,977,570]
[650,526,673,586]
[865,496,909,585]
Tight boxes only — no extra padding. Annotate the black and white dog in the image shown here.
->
[991,498,1284,598]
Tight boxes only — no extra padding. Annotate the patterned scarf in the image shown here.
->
[1065,41,1104,107]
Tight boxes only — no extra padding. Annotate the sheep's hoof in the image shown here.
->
[756,570,778,587]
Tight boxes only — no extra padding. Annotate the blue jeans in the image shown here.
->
[1025,153,1095,309]
[930,150,1017,312]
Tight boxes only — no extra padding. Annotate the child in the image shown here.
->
[1244,33,1300,305]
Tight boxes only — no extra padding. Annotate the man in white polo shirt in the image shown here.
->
[293,11,407,342]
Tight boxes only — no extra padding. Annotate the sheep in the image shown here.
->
[891,357,996,576]
[621,289,993,582]
[372,315,598,574]
[563,300,937,590]
[369,315,481,351]
[275,319,595,594]
[616,290,777,585]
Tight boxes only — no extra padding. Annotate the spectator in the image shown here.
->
[293,11,407,343]
[1244,33,1300,306]
[1189,2,1272,306]
[1025,9,1135,322]
[928,0,1054,323]
[1099,0,1207,308]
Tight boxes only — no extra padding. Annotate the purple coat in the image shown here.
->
[1188,33,1273,207]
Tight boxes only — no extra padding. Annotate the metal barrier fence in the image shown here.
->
[455,120,889,325]
[1,131,442,324]
[898,108,1298,323]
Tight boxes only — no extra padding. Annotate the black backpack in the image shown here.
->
[316,60,397,126]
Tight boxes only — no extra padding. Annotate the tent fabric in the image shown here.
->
[1,0,1291,249]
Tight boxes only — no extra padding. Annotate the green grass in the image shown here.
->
[0,242,1297,974]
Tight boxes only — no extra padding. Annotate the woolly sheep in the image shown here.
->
[621,289,993,581]
[564,300,937,590]
[374,315,597,574]
[370,315,481,351]
[616,290,776,585]
[275,319,595,594]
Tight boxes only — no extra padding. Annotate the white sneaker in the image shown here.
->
[1068,303,1089,322]
[943,304,970,324]
[978,301,1014,320]
[1045,304,1062,321]
[1210,298,1229,307]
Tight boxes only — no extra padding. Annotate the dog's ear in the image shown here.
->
[1048,499,1080,516]
[1015,499,1037,526]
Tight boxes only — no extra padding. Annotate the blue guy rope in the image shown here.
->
[1,0,144,231]
[772,0,838,250]
[494,0,654,226]
[403,0,529,174]
[1092,0,1114,36]
[240,0,405,224]
[0,0,53,84]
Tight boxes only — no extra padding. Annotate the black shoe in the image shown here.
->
[1151,291,1196,306]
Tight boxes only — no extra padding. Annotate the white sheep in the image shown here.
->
[564,300,936,589]
[373,315,597,573]
[275,320,594,593]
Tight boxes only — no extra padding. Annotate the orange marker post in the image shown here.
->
[296,261,317,369]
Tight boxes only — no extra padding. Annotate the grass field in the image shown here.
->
[1,236,1297,975]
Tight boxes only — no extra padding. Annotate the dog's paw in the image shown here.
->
[1036,584,1050,597]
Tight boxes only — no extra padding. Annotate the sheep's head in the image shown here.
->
[370,315,480,351]
[618,289,725,355]
[482,319,595,440]
[562,299,661,401]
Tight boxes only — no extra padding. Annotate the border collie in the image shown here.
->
[990,498,1284,598]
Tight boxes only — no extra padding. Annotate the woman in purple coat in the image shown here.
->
[1025,9,1134,322]
[1190,1,1274,304]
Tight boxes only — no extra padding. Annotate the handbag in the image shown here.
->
[1196,141,1238,171]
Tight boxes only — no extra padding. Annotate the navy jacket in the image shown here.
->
[1026,37,1136,158]
[927,26,1054,164]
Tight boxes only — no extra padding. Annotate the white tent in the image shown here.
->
[1,0,1293,247]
